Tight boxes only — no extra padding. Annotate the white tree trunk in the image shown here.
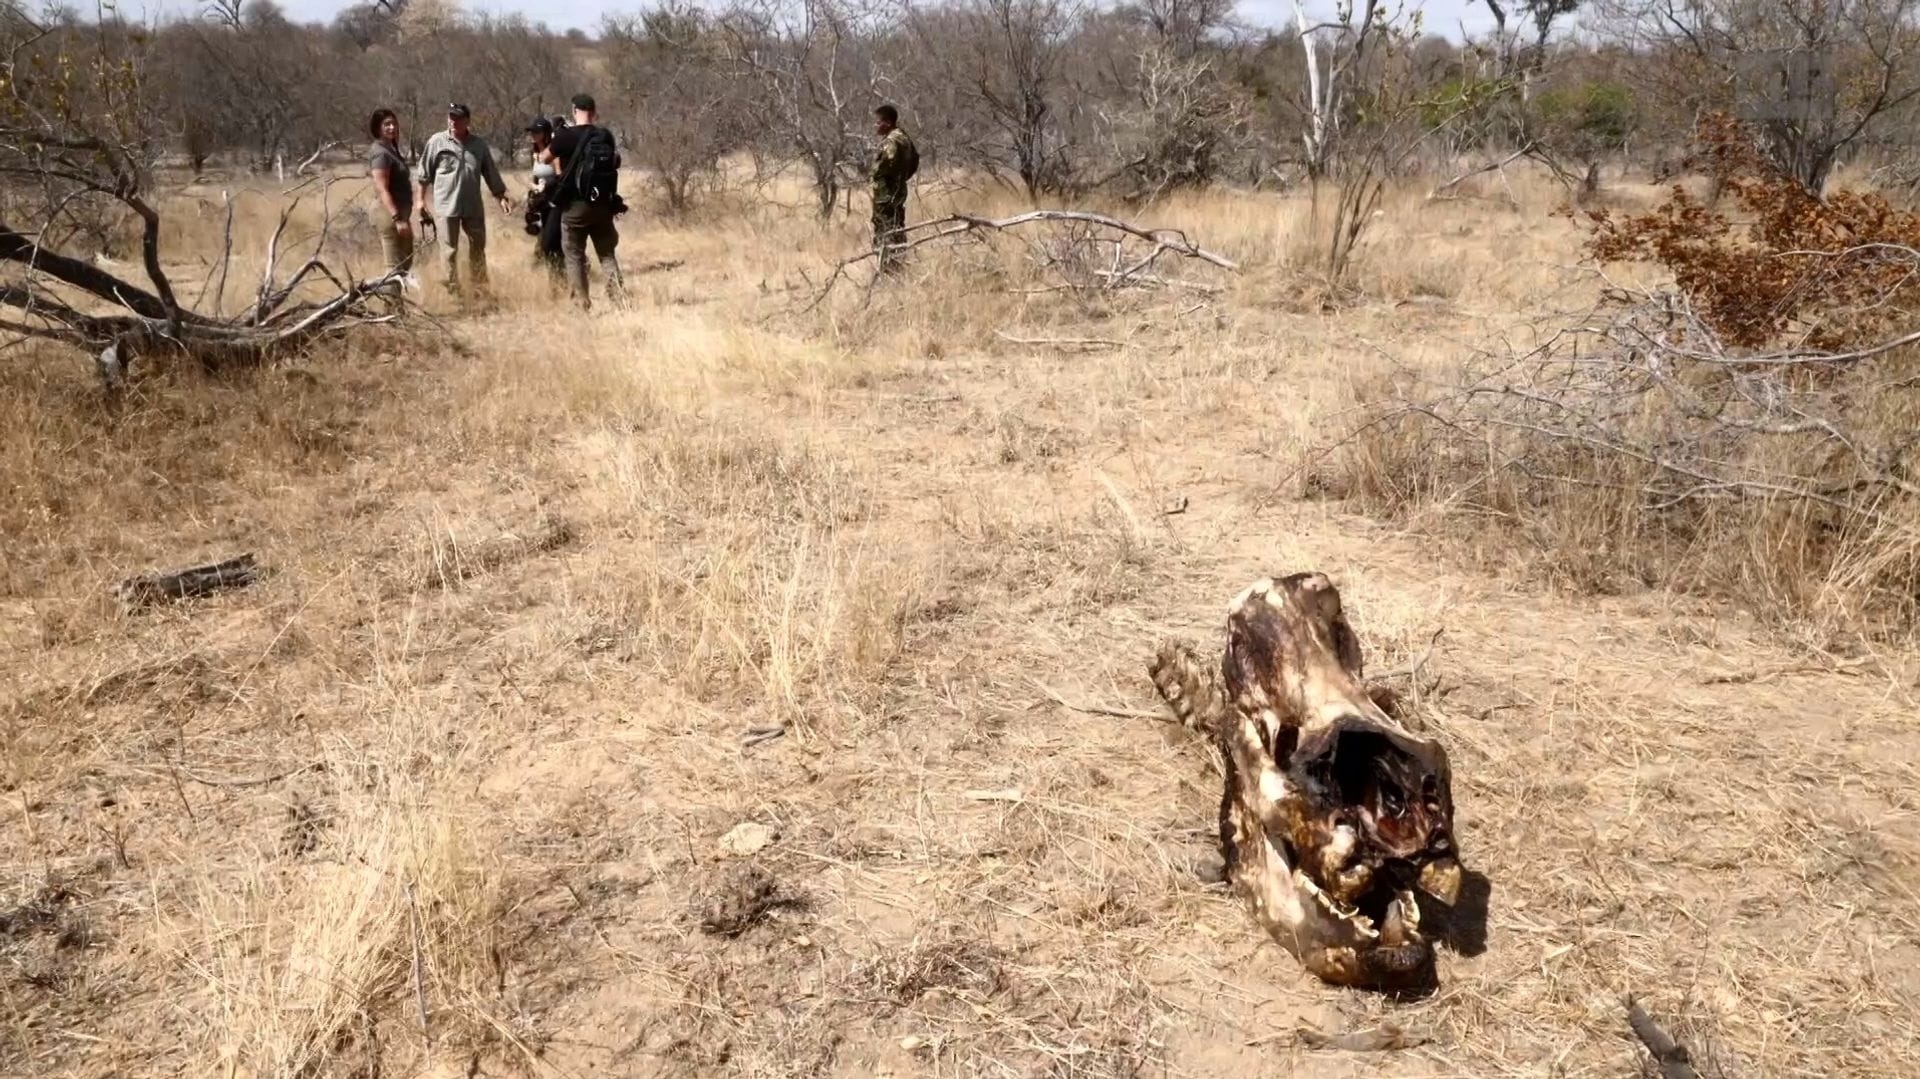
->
[1295,1,1330,175]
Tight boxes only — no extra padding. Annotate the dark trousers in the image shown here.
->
[561,200,623,310]
[536,205,564,287]
[872,196,907,269]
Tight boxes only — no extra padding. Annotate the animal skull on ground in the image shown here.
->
[1150,572,1464,989]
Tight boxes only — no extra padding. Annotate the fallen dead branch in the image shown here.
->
[1372,627,1445,682]
[1278,1021,1429,1052]
[1307,284,1920,629]
[1626,997,1699,1079]
[804,209,1237,309]
[1033,680,1167,722]
[741,724,788,749]
[1427,144,1533,202]
[994,330,1127,350]
[114,554,262,608]
[0,33,413,385]
[1699,656,1877,685]
[418,518,576,592]
[176,761,322,789]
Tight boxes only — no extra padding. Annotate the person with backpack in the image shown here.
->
[541,93,626,311]
[870,104,918,273]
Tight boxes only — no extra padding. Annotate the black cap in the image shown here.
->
[525,116,552,135]
[571,93,596,112]
[447,103,471,119]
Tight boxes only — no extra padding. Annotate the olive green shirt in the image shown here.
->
[418,130,508,220]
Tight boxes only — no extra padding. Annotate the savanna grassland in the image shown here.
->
[4,165,1919,1079]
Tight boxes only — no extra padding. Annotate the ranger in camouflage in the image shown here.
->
[869,104,918,271]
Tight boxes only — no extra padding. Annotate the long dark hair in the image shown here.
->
[368,108,398,142]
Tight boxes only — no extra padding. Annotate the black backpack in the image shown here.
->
[899,136,919,181]
[565,124,621,206]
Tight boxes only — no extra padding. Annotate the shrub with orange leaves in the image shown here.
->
[1585,112,1920,350]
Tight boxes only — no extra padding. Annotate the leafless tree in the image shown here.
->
[902,0,1090,198]
[458,15,574,161]
[203,0,245,32]
[1473,0,1580,80]
[717,0,880,217]
[1591,0,1920,192]
[604,5,750,213]
[1097,41,1250,200]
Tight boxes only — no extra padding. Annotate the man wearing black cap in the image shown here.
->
[540,93,625,310]
[416,103,512,298]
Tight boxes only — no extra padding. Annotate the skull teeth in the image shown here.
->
[1294,869,1378,939]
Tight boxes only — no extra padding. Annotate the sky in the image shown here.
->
[125,0,1514,39]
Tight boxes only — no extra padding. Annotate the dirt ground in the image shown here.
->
[4,173,1918,1078]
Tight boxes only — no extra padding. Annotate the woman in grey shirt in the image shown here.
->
[367,108,414,276]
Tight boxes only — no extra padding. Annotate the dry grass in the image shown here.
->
[3,162,1917,1078]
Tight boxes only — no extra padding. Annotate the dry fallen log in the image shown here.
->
[115,554,262,608]
[419,518,576,591]
[1626,997,1699,1079]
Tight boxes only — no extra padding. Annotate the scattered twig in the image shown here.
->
[1700,656,1876,685]
[1251,1021,1428,1051]
[994,330,1126,349]
[1372,627,1445,682]
[176,761,322,789]
[420,518,575,591]
[407,880,431,1047]
[1033,680,1168,722]
[1625,997,1698,1079]
[628,258,685,275]
[741,724,787,749]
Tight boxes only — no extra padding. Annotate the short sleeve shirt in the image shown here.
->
[368,141,412,216]
[549,126,584,168]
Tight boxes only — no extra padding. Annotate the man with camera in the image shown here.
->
[539,93,626,311]
[524,116,565,286]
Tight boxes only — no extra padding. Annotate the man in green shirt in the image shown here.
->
[870,104,918,273]
[416,103,512,298]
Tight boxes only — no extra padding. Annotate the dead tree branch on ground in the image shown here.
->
[1316,278,1920,534]
[1625,998,1699,1079]
[114,554,262,608]
[804,209,1236,308]
[0,12,410,387]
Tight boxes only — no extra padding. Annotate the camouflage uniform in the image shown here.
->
[870,127,916,269]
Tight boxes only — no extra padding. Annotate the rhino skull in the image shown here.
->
[1153,572,1463,990]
